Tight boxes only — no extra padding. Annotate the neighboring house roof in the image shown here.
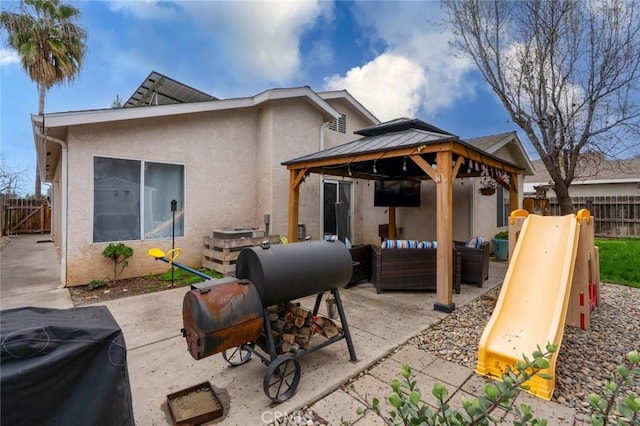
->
[465,131,535,176]
[124,71,217,107]
[526,157,640,186]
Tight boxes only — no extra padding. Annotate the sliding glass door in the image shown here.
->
[323,180,352,243]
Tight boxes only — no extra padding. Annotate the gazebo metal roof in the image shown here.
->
[283,118,523,182]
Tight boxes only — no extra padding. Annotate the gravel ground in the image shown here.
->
[410,282,640,421]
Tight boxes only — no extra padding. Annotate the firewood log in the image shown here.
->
[294,316,306,328]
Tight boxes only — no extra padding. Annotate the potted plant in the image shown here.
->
[479,176,496,195]
[492,231,509,261]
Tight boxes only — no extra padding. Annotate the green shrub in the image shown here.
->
[357,346,640,425]
[101,242,133,285]
[88,279,106,290]
[494,231,509,240]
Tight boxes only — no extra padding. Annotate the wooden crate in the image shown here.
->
[202,234,281,275]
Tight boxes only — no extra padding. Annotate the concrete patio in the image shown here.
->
[0,235,577,425]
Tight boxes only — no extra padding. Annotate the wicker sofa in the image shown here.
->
[371,245,461,294]
[453,240,490,286]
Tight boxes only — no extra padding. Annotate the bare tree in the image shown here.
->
[444,0,640,214]
[0,163,27,196]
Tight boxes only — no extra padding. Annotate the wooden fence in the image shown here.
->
[548,195,640,238]
[1,196,51,235]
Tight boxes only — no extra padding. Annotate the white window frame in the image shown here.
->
[92,155,186,243]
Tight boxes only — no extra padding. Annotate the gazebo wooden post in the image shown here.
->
[287,169,305,243]
[509,172,519,213]
[388,207,397,239]
[434,150,455,313]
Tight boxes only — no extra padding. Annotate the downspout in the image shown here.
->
[319,121,331,239]
[34,127,67,288]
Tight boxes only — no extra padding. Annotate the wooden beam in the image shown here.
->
[452,145,523,174]
[509,173,519,213]
[434,150,454,312]
[452,155,464,178]
[285,141,457,171]
[410,155,440,182]
[288,169,303,243]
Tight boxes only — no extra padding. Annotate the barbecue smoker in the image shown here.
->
[180,239,357,403]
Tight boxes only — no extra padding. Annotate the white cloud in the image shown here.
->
[325,53,426,121]
[0,48,20,66]
[326,2,476,121]
[179,1,331,84]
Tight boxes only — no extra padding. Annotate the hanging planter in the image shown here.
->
[479,175,497,195]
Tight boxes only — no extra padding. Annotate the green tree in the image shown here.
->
[444,0,640,214]
[1,0,87,198]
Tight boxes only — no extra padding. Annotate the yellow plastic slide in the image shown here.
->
[475,214,580,400]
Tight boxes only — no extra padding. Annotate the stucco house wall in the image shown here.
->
[64,109,262,284]
[41,88,378,286]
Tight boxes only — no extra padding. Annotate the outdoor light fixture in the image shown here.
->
[348,164,352,176]
[402,156,407,172]
[373,160,377,174]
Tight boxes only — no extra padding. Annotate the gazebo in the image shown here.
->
[282,118,524,312]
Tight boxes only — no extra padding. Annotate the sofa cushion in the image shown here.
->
[382,239,419,249]
[418,240,437,249]
[382,239,437,249]
[466,236,484,249]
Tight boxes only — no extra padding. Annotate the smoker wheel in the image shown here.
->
[263,354,301,403]
[222,344,254,366]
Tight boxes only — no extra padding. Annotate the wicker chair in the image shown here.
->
[371,246,461,294]
[453,240,490,286]
[348,244,371,285]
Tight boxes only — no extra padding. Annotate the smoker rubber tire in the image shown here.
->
[263,354,301,403]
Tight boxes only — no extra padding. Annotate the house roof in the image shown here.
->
[32,76,381,183]
[465,131,535,176]
[33,86,342,129]
[124,71,216,107]
[526,157,640,185]
[318,90,380,125]
[282,118,525,181]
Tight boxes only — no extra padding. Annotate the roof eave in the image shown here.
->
[40,87,341,129]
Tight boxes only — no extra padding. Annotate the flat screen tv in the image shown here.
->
[374,180,421,207]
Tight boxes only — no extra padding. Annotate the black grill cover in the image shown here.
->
[0,306,134,426]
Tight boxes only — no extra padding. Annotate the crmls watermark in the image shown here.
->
[261,410,289,423]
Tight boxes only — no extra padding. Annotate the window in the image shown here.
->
[329,114,347,133]
[93,157,184,243]
[496,186,510,227]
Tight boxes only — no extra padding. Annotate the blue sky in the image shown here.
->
[1,0,522,196]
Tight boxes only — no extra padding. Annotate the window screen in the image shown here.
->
[93,157,184,242]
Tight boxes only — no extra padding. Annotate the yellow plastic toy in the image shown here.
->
[475,209,600,400]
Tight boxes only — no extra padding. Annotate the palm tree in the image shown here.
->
[1,0,87,198]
